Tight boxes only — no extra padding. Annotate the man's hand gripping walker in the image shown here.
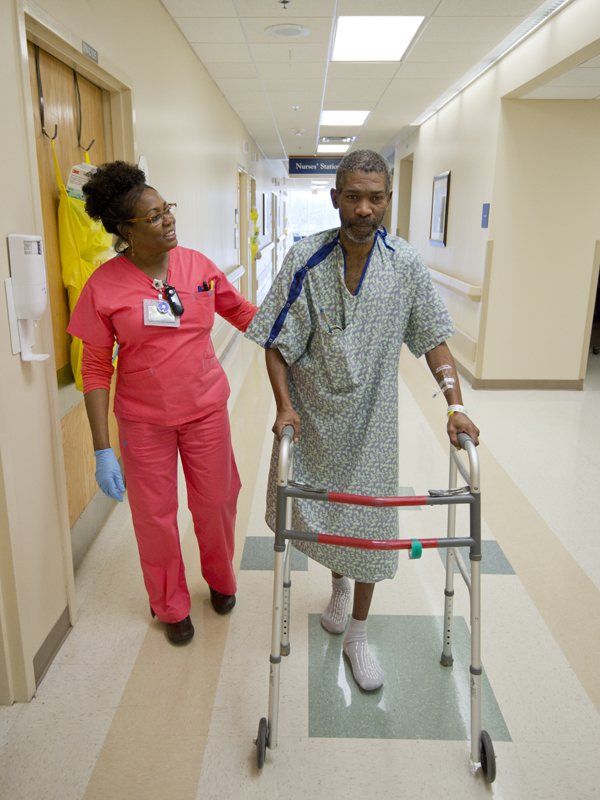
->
[254,425,496,784]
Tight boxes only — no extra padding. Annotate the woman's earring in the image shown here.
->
[129,238,135,258]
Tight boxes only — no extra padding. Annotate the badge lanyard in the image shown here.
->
[143,279,184,327]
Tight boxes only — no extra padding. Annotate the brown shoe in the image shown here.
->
[210,588,236,615]
[166,615,194,644]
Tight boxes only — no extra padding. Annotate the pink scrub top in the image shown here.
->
[67,247,257,426]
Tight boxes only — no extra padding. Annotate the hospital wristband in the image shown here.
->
[447,404,468,417]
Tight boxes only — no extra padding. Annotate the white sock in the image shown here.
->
[343,617,384,691]
[320,575,351,634]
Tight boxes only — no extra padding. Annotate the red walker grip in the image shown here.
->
[327,492,429,507]
[316,534,439,551]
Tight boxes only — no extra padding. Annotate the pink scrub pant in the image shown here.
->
[117,403,240,623]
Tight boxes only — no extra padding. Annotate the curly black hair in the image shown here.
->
[82,161,148,237]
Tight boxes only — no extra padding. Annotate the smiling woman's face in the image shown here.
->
[120,188,178,257]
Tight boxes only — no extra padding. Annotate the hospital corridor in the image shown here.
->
[1,1,600,798]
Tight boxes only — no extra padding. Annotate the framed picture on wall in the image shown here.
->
[429,171,450,247]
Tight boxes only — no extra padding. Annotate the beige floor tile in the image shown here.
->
[197,735,310,800]
[84,734,207,800]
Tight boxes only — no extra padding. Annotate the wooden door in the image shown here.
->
[28,43,120,546]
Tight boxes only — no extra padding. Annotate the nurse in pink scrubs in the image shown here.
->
[68,161,257,644]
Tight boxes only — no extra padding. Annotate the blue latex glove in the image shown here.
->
[94,447,125,502]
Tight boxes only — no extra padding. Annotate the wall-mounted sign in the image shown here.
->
[288,157,342,175]
[481,203,490,229]
[82,41,98,64]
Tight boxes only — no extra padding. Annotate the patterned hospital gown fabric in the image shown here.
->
[245,227,454,582]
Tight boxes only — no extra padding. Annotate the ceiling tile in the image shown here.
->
[405,41,491,62]
[338,0,438,14]
[267,90,325,105]
[271,108,324,126]
[162,0,237,16]
[235,0,336,16]
[260,75,324,92]
[250,42,330,63]
[241,16,332,43]
[257,62,326,80]
[204,62,260,79]
[223,90,270,104]
[213,78,264,93]
[434,0,540,15]
[191,43,251,62]
[419,17,523,43]
[322,90,379,108]
[396,60,467,81]
[327,62,399,82]
[175,17,245,42]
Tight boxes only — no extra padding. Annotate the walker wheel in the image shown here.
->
[480,730,496,783]
[256,717,268,769]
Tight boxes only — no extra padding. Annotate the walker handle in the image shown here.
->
[278,425,295,486]
[280,425,295,442]
[456,433,480,492]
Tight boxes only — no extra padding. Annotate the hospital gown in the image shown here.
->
[246,228,454,582]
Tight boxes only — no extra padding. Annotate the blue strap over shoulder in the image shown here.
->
[264,235,339,348]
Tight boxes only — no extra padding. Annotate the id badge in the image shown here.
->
[143,298,181,327]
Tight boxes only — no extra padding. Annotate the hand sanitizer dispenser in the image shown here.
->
[5,234,50,361]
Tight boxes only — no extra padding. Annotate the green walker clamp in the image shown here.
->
[409,539,422,559]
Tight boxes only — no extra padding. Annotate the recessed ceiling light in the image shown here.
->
[266,24,311,39]
[321,111,370,126]
[332,16,424,62]
[317,144,350,154]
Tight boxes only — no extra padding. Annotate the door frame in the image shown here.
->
[11,1,136,652]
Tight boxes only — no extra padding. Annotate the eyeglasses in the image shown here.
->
[126,203,177,226]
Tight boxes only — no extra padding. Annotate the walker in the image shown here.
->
[254,425,496,783]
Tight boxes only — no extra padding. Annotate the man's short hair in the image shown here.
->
[336,149,392,195]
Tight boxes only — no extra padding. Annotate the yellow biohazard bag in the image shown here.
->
[53,143,113,390]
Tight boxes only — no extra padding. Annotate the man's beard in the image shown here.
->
[341,215,381,244]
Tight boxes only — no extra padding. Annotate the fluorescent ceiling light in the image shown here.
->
[332,16,424,62]
[317,144,350,154]
[321,110,370,126]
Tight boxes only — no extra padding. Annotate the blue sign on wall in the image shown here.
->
[288,157,342,175]
[481,203,490,228]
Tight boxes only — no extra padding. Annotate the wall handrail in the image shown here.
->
[225,264,245,283]
[256,241,275,259]
[428,267,482,302]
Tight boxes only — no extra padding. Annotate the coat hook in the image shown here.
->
[74,72,95,153]
[34,45,58,141]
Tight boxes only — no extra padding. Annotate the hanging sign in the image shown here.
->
[288,157,342,175]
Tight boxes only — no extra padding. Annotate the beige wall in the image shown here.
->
[0,0,280,702]
[485,98,600,381]
[403,0,600,385]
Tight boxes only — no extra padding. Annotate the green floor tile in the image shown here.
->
[438,540,515,575]
[308,614,511,742]
[240,536,308,570]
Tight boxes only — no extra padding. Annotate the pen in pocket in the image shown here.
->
[319,308,332,333]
